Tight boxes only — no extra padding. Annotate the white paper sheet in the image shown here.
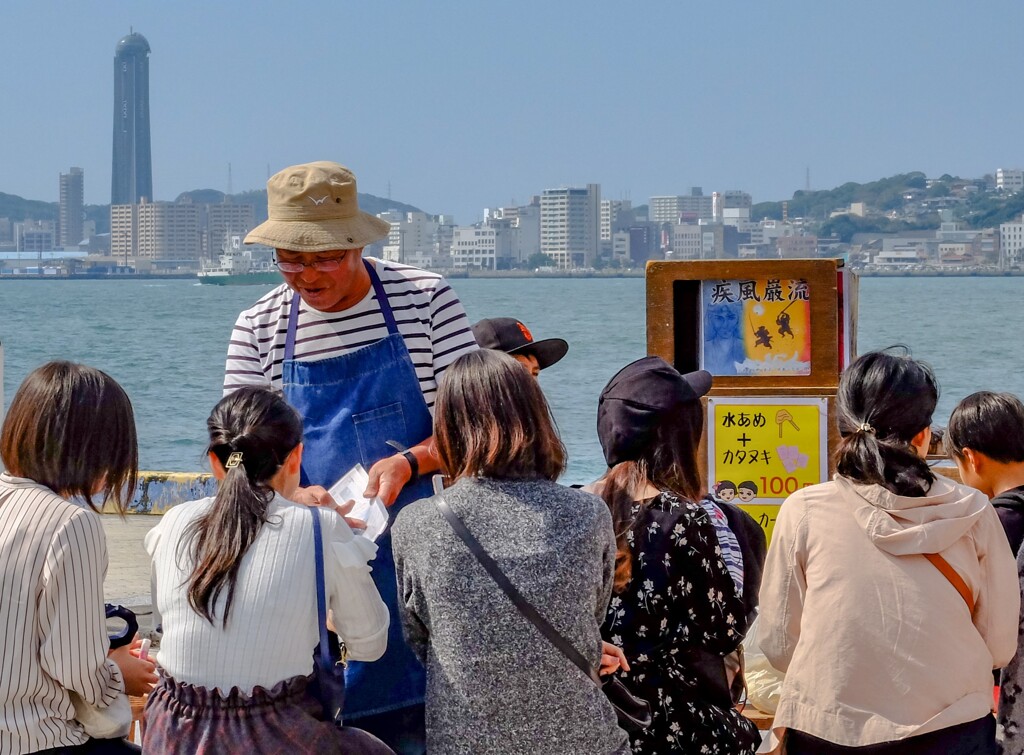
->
[327,463,389,542]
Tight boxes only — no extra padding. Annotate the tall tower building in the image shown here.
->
[111,32,153,205]
[59,167,84,248]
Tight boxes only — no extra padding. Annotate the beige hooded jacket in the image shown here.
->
[759,474,1019,747]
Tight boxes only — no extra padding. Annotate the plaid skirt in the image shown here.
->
[142,672,394,755]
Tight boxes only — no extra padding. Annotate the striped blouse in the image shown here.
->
[222,258,479,411]
[0,473,125,755]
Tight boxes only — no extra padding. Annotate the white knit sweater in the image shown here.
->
[146,494,389,694]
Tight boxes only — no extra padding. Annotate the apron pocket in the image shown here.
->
[353,402,410,467]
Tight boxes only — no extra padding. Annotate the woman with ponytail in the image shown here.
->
[588,356,759,755]
[142,387,393,754]
[759,349,1019,755]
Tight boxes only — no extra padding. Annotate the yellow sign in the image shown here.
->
[738,504,782,542]
[707,398,828,512]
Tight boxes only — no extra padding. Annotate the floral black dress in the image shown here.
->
[602,492,760,754]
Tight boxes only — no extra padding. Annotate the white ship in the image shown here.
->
[197,236,279,286]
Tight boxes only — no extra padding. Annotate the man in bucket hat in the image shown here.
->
[223,161,478,753]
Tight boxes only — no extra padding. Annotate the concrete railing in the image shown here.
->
[106,471,217,515]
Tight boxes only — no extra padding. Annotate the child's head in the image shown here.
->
[0,361,138,512]
[836,349,938,497]
[206,386,304,494]
[945,391,1024,496]
[186,387,303,626]
[737,480,757,502]
[716,480,737,501]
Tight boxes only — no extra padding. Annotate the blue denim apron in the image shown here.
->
[282,259,433,719]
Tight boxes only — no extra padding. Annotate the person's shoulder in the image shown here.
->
[236,284,291,321]
[649,489,703,516]
[789,479,838,507]
[561,482,609,514]
[155,497,215,531]
[374,259,453,296]
[392,494,441,543]
[992,485,1024,510]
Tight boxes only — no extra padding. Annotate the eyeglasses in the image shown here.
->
[273,253,346,273]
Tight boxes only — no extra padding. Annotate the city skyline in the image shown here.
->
[3,1,1024,224]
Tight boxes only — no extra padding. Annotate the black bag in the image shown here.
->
[602,676,653,732]
[308,506,347,725]
[434,496,652,732]
[681,645,736,710]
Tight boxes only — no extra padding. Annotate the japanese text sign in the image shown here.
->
[707,397,828,538]
[701,278,811,377]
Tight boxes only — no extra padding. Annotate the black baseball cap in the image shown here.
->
[471,318,569,370]
[597,356,712,467]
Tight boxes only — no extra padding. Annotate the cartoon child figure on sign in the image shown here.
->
[715,480,737,502]
[737,480,758,503]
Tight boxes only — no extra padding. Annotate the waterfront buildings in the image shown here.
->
[451,226,510,269]
[650,195,684,224]
[110,200,200,266]
[59,167,84,248]
[380,211,442,267]
[111,32,153,205]
[777,234,819,258]
[490,201,541,265]
[204,202,256,260]
[14,220,56,253]
[670,223,703,260]
[650,190,714,224]
[540,184,600,268]
[996,169,1024,193]
[1000,216,1024,269]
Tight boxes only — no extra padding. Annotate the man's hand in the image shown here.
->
[364,454,413,507]
[292,486,367,531]
[109,636,158,696]
[599,641,630,676]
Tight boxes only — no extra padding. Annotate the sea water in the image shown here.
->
[1,276,1022,484]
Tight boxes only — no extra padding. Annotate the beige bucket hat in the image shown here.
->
[244,161,391,252]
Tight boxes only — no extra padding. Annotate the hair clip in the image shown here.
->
[858,422,875,435]
[225,452,244,468]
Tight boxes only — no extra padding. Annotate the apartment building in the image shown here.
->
[540,184,600,268]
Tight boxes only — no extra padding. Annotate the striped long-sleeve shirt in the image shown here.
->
[0,473,125,755]
[222,258,479,412]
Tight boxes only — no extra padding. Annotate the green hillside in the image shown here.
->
[750,173,936,221]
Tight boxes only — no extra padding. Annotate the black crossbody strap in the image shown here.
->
[434,496,602,686]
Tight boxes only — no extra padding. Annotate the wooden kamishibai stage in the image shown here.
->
[646,258,858,542]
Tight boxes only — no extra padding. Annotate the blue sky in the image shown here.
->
[3,1,1021,222]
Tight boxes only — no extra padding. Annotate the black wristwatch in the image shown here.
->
[400,449,420,483]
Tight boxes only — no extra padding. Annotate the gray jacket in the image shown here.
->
[391,477,630,755]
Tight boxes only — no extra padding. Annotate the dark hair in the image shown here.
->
[835,348,938,497]
[600,396,704,592]
[946,391,1024,464]
[738,480,757,494]
[716,480,736,493]
[181,387,303,626]
[0,361,138,512]
[434,350,565,481]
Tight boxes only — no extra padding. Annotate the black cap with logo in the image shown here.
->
[598,356,713,467]
[471,318,569,370]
